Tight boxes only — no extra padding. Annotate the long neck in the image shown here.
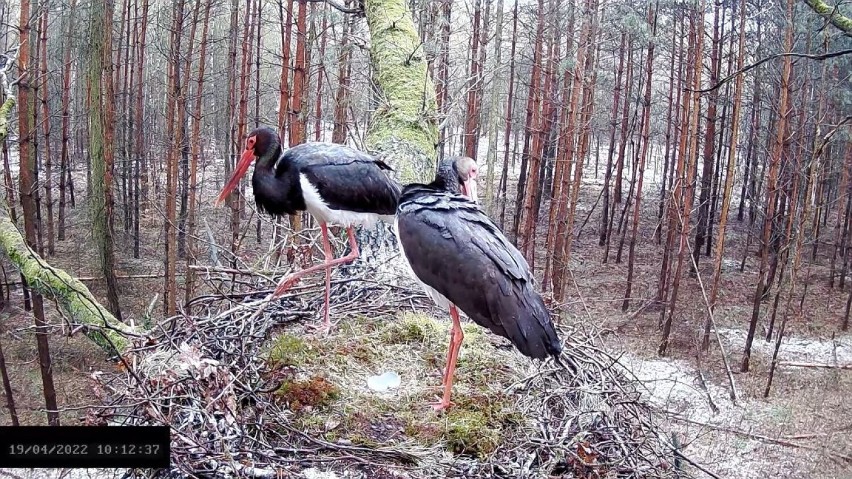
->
[255,141,283,171]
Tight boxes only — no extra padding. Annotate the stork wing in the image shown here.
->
[397,190,561,359]
[284,142,401,215]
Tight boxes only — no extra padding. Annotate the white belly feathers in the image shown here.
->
[299,173,389,227]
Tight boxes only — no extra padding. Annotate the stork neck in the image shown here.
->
[256,143,284,170]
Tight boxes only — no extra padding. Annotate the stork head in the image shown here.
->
[215,127,281,206]
[436,156,479,203]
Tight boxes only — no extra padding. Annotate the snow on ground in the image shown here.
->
[618,327,852,479]
[717,327,852,364]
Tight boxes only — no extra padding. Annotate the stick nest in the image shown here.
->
[92,259,684,478]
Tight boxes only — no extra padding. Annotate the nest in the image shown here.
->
[91,254,684,478]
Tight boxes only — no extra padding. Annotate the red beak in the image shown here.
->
[461,178,478,204]
[215,148,255,206]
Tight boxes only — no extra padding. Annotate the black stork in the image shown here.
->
[395,156,562,410]
[215,127,400,330]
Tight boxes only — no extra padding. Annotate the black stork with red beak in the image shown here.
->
[216,127,400,330]
[395,156,562,410]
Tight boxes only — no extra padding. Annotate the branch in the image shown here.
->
[0,52,138,357]
[779,361,852,370]
[694,48,852,94]
[802,0,852,38]
[306,0,363,15]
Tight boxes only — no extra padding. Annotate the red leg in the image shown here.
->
[271,225,360,299]
[321,224,333,329]
[433,304,464,412]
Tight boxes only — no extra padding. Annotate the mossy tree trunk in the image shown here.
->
[364,0,438,184]
[89,0,123,321]
[802,0,852,37]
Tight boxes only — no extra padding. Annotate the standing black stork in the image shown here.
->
[216,127,400,330]
[395,156,562,410]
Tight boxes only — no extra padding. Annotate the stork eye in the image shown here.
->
[246,136,256,150]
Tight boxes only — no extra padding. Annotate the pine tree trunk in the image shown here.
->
[331,0,352,143]
[278,0,294,137]
[289,0,308,145]
[19,0,59,425]
[655,18,681,244]
[38,9,54,256]
[691,1,721,273]
[133,0,149,259]
[314,4,328,141]
[185,0,212,306]
[513,0,545,244]
[498,0,518,229]
[483,0,505,213]
[163,0,185,316]
[660,1,703,355]
[701,0,747,351]
[742,0,793,372]
[623,3,656,311]
[462,0,483,159]
[600,32,626,248]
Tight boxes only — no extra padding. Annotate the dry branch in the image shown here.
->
[778,361,852,370]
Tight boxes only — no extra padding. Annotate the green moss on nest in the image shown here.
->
[267,333,310,367]
[263,310,525,457]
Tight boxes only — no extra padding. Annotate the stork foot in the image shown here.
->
[430,398,453,412]
[306,319,337,336]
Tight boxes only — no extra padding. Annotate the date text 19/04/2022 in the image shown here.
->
[0,426,170,468]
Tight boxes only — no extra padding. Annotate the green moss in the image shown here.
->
[381,313,444,344]
[267,333,311,367]
[0,200,134,356]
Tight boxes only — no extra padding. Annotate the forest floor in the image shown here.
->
[1,160,851,479]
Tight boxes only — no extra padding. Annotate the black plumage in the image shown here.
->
[397,182,562,359]
[216,126,401,331]
[395,156,561,410]
[246,127,400,217]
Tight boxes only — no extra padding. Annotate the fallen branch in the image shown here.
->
[0,59,137,356]
[778,361,852,370]
[663,410,852,465]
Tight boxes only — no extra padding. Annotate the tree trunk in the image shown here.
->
[742,0,793,372]
[331,0,352,143]
[363,0,438,182]
[38,8,54,257]
[483,0,505,213]
[89,0,123,321]
[600,32,626,248]
[278,0,294,137]
[18,0,59,425]
[623,3,656,311]
[289,0,308,145]
[513,0,545,244]
[314,4,328,141]
[660,1,703,356]
[185,0,213,306]
[701,0,747,351]
[163,0,185,316]
[691,1,721,273]
[498,0,519,229]
[133,0,149,259]
[462,0,484,159]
